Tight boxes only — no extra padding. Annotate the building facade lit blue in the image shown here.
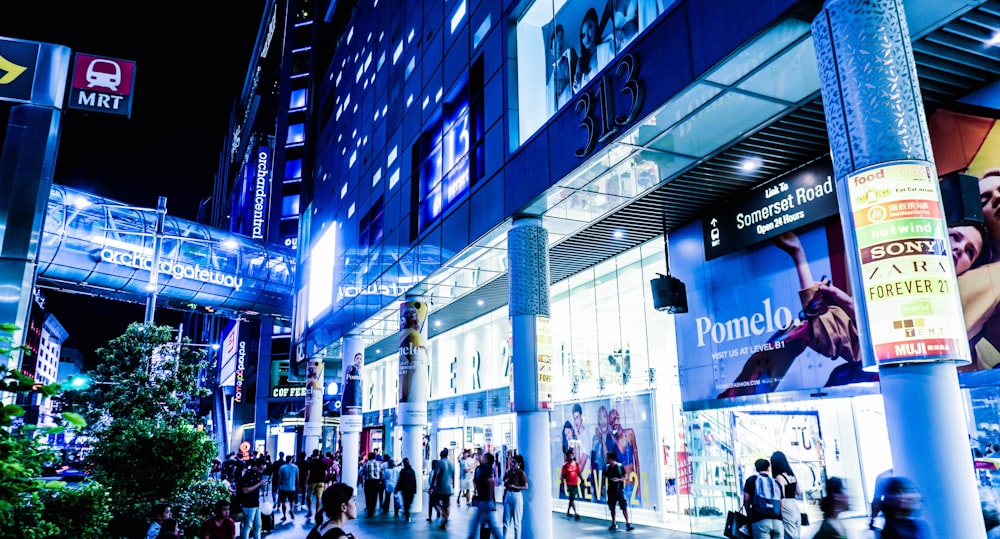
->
[285,0,1000,534]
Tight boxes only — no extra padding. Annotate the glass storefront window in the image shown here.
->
[513,0,678,147]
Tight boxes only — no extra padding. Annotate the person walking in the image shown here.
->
[361,452,382,518]
[430,448,456,529]
[396,457,418,522]
[770,451,800,539]
[812,477,848,539]
[306,483,358,539]
[460,449,476,507]
[201,500,237,539]
[467,452,503,539]
[743,458,783,539]
[561,449,582,520]
[605,451,635,532]
[382,458,399,516]
[305,450,328,519]
[276,455,299,523]
[236,459,267,539]
[502,454,528,539]
[879,477,931,539]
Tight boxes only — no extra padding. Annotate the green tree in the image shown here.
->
[80,323,210,426]
[0,323,98,539]
[82,323,219,538]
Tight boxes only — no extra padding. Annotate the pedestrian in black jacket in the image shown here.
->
[396,458,418,522]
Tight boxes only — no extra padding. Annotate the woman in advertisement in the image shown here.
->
[575,7,614,91]
[398,302,428,403]
[342,352,363,415]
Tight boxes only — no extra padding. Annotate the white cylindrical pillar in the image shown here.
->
[303,357,324,455]
[341,337,365,493]
[508,216,554,539]
[397,299,431,512]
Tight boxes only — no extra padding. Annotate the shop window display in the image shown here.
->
[515,0,676,145]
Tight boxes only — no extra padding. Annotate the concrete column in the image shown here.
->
[341,336,365,493]
[254,319,273,454]
[813,2,984,538]
[508,216,553,539]
[303,357,324,455]
[397,299,431,512]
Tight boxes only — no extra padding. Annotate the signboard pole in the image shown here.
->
[0,105,62,374]
[508,216,554,539]
[813,1,983,537]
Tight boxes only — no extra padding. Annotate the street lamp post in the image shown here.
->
[144,196,167,325]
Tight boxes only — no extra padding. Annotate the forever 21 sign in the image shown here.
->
[573,54,644,158]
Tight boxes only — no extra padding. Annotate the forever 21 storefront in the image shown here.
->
[299,0,999,536]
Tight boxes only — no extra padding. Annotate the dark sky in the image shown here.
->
[1,2,266,359]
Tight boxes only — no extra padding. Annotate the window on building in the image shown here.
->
[359,197,384,250]
[513,0,677,146]
[414,84,476,235]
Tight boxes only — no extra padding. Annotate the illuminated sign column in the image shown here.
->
[813,1,983,537]
[231,146,273,240]
[0,38,69,374]
[843,162,970,366]
[397,300,429,512]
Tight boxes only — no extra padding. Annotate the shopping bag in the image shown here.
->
[724,510,749,539]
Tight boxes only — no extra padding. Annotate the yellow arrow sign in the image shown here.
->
[0,53,27,85]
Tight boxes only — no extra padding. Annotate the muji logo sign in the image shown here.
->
[68,53,136,117]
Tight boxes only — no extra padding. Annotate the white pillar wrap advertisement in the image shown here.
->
[844,160,971,366]
[341,338,364,433]
[303,357,324,453]
[397,301,429,425]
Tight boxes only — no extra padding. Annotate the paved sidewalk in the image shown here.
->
[257,493,706,539]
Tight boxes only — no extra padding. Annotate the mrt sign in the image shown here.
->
[68,53,135,117]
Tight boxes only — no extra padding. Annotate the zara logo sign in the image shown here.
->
[573,54,644,158]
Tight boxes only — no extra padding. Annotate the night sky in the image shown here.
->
[1,3,265,361]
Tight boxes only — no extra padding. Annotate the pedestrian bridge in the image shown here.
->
[35,184,295,320]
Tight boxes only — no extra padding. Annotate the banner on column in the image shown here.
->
[550,393,658,511]
[537,316,554,410]
[398,301,429,424]
[341,340,364,433]
[842,161,970,366]
[927,109,1000,371]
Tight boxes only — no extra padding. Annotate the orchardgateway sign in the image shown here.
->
[100,247,245,291]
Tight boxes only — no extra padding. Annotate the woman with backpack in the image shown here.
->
[771,451,801,539]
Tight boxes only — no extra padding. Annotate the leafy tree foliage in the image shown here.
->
[82,323,220,538]
[81,323,211,426]
[0,323,101,539]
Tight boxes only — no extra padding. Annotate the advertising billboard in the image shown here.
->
[550,393,658,511]
[218,319,239,387]
[671,213,878,409]
[928,109,1000,371]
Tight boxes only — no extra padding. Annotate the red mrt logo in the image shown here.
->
[68,53,136,117]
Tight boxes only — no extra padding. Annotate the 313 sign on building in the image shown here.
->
[68,53,136,117]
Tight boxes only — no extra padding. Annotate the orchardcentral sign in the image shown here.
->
[100,247,245,291]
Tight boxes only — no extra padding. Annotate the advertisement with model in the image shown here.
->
[550,393,658,511]
[671,161,880,409]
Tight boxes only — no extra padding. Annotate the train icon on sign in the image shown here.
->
[85,59,120,91]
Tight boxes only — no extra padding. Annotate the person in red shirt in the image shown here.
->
[560,449,582,520]
[201,500,236,539]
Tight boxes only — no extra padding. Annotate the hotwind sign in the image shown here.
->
[68,53,135,117]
